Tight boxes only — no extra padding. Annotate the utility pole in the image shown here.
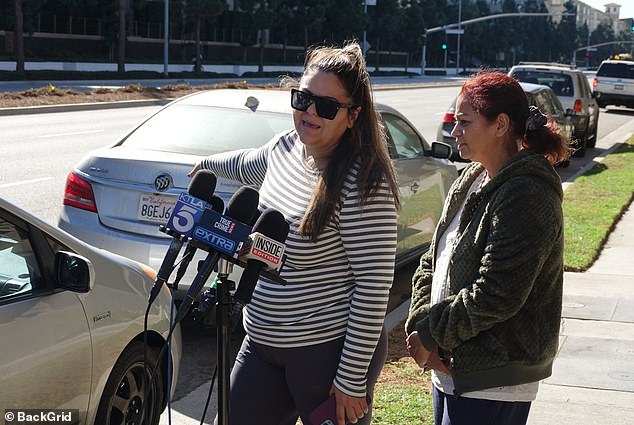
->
[456,0,462,75]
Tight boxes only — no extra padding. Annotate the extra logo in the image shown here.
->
[193,226,236,255]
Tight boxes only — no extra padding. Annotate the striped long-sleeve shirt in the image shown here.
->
[201,129,397,397]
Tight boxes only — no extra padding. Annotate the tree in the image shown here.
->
[185,0,226,72]
[14,0,24,73]
[367,0,403,71]
[117,0,126,73]
[238,0,277,73]
[399,0,427,69]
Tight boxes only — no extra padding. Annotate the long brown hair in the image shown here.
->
[294,42,400,241]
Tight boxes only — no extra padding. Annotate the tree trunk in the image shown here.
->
[118,0,126,74]
[195,17,202,72]
[258,30,265,74]
[14,0,24,73]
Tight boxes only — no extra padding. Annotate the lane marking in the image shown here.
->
[37,129,104,138]
[0,177,53,188]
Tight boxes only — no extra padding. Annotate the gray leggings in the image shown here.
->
[220,327,388,425]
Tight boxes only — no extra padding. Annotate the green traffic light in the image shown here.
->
[442,44,447,50]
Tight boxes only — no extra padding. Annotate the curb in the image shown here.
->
[0,98,171,116]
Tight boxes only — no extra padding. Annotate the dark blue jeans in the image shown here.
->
[433,386,532,425]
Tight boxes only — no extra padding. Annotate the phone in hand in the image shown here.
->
[308,394,372,425]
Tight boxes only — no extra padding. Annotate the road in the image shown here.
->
[1,86,633,420]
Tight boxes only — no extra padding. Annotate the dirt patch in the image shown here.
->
[0,81,283,108]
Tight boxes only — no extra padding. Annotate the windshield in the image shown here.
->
[597,63,634,79]
[122,104,293,156]
[511,70,575,97]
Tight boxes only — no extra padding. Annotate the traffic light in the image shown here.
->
[442,43,447,50]
[631,24,634,31]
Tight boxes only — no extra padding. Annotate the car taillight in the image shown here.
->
[592,77,598,88]
[442,112,455,123]
[573,99,583,113]
[63,172,97,213]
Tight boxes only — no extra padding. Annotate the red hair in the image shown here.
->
[460,72,571,164]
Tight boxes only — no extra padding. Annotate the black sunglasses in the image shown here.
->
[290,89,356,120]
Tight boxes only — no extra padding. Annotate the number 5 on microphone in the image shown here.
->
[167,193,207,236]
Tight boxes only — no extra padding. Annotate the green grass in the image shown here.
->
[563,137,634,271]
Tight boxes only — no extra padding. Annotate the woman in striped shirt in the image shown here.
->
[190,41,400,425]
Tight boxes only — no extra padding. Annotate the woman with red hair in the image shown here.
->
[405,71,571,425]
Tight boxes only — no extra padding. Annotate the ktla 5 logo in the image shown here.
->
[168,193,206,235]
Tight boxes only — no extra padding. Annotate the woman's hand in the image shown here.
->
[330,384,368,425]
[406,331,431,368]
[187,161,203,178]
[424,349,451,375]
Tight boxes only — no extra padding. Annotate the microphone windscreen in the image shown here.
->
[225,186,260,224]
[210,195,225,213]
[188,170,217,203]
[252,209,289,243]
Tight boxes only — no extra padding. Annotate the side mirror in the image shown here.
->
[55,251,94,293]
[426,141,453,160]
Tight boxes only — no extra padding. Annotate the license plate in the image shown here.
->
[137,194,176,224]
[615,84,624,90]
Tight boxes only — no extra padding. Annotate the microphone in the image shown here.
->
[173,186,260,325]
[148,170,216,305]
[171,195,225,292]
[229,208,289,327]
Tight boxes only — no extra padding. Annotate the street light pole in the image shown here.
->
[456,0,462,75]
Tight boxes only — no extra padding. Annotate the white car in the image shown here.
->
[508,62,599,157]
[592,59,634,109]
[0,196,181,424]
[58,88,458,300]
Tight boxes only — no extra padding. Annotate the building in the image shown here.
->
[543,1,629,34]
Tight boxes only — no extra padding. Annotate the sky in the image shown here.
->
[581,0,634,20]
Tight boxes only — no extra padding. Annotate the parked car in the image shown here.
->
[58,89,458,299]
[0,196,181,424]
[437,82,574,164]
[508,62,599,156]
[592,59,634,109]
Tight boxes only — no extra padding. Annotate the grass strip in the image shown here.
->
[563,137,634,271]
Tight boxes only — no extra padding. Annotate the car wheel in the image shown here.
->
[95,341,164,425]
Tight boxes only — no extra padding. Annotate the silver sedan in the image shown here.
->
[58,89,458,299]
[0,196,181,424]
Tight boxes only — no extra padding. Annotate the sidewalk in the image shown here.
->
[527,200,634,424]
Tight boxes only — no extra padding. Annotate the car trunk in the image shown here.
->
[75,146,241,237]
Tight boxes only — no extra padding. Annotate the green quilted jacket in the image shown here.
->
[405,150,564,395]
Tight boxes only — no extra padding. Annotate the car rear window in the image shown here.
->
[511,70,574,97]
[121,104,292,155]
[597,63,634,79]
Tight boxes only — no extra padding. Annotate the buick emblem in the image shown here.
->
[154,173,173,192]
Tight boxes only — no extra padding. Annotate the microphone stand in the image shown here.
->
[216,259,235,425]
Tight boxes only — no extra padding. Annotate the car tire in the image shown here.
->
[95,341,165,425]
[573,133,587,157]
[587,122,598,148]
